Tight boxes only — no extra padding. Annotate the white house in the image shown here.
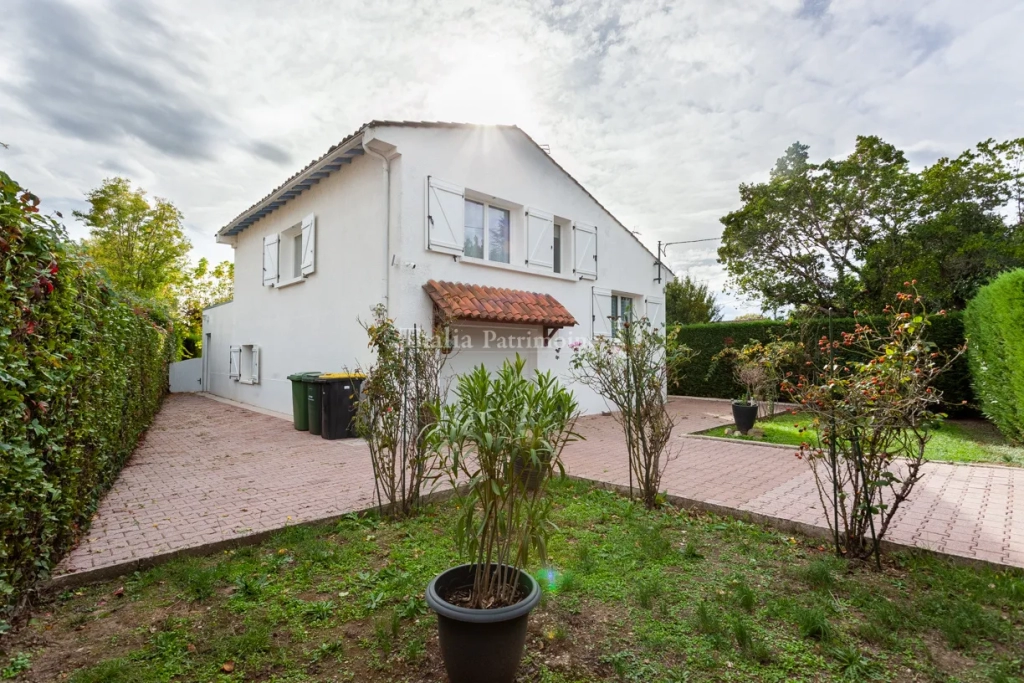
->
[201,120,669,416]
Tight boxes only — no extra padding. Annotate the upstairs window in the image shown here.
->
[464,199,510,264]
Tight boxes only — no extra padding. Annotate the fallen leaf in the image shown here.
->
[221,661,235,673]
[113,587,125,598]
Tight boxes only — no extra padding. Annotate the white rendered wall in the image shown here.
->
[202,152,387,414]
[168,357,203,393]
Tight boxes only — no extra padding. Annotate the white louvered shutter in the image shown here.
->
[592,287,613,338]
[300,214,316,276]
[525,207,554,271]
[574,223,597,279]
[427,177,465,254]
[250,345,260,384]
[229,346,241,380]
[263,234,280,286]
[645,296,664,330]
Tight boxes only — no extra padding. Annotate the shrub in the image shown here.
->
[965,269,1024,443]
[0,171,172,623]
[672,313,973,413]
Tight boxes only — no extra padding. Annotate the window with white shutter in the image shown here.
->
[239,345,260,384]
[574,223,597,279]
[592,287,613,338]
[645,296,664,330]
[262,234,280,286]
[525,207,554,271]
[427,177,465,255]
[229,346,241,380]
[300,214,316,276]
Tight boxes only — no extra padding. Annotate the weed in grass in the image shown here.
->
[732,579,756,612]
[402,637,426,662]
[1,652,30,679]
[855,621,895,648]
[829,644,879,681]
[575,543,596,573]
[749,639,774,664]
[303,599,335,622]
[636,576,664,609]
[68,659,148,683]
[680,539,703,560]
[988,659,1024,683]
[638,525,672,560]
[311,640,345,663]
[169,559,221,602]
[215,624,272,662]
[372,610,401,654]
[938,599,1002,650]
[731,616,752,651]
[366,590,387,611]
[801,558,840,591]
[559,570,579,594]
[795,605,835,641]
[233,575,268,600]
[396,596,427,619]
[693,601,722,637]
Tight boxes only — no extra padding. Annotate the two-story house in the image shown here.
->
[202,120,668,416]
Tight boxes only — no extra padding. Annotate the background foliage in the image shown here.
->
[965,268,1024,443]
[665,275,723,326]
[669,313,972,414]
[0,171,173,625]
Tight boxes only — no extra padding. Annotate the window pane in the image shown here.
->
[553,224,561,273]
[464,200,484,258]
[488,206,510,263]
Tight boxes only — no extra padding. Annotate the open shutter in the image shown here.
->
[525,207,554,271]
[229,346,241,380]
[574,223,597,279]
[250,345,260,384]
[592,287,613,338]
[645,295,664,330]
[427,176,465,255]
[300,214,316,276]
[262,234,280,286]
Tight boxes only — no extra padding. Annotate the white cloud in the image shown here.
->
[1,0,1021,317]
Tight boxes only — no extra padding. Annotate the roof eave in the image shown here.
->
[216,132,368,239]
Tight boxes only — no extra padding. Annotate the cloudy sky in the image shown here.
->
[2,0,1022,316]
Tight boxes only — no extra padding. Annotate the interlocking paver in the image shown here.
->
[54,394,1023,586]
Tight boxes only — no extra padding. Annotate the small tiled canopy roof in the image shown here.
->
[423,280,578,328]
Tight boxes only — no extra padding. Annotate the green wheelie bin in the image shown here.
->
[307,374,327,436]
[287,371,320,431]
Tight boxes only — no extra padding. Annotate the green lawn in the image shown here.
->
[2,479,1022,682]
[701,412,1024,467]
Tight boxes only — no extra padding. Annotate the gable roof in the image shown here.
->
[217,120,662,266]
[424,280,577,328]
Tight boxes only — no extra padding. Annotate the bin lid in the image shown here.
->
[287,371,321,380]
[319,372,367,381]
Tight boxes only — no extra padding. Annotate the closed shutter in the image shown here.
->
[645,295,664,330]
[300,214,316,276]
[574,223,597,279]
[427,176,465,254]
[229,346,241,380]
[250,345,260,384]
[525,207,554,271]
[592,287,613,338]
[262,234,280,286]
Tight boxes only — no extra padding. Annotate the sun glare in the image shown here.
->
[426,52,538,128]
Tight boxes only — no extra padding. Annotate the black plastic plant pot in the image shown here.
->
[732,400,759,434]
[426,564,541,683]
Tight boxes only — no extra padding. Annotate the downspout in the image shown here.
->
[362,137,392,312]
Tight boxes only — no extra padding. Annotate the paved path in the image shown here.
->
[54,395,1022,586]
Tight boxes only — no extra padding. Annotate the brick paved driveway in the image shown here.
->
[55,394,1022,586]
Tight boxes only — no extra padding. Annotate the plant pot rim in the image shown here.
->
[426,564,541,624]
[732,400,756,407]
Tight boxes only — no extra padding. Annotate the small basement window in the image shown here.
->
[239,344,260,384]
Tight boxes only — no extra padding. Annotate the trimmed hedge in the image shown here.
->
[671,313,973,413]
[1,172,173,622]
[965,269,1024,443]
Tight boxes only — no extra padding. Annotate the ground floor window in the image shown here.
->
[611,295,633,338]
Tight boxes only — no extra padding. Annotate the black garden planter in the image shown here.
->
[731,400,759,434]
[425,564,541,683]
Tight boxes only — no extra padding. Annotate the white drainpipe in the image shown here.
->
[362,134,392,312]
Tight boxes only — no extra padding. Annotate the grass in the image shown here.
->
[701,411,1024,466]
[2,478,1021,682]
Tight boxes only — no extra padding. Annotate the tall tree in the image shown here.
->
[664,275,723,325]
[173,258,234,358]
[718,137,1024,314]
[75,177,191,301]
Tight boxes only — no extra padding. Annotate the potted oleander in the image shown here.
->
[425,356,580,683]
[732,363,764,434]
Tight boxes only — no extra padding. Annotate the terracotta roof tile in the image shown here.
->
[423,280,577,328]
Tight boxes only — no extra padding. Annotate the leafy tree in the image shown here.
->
[719,137,1024,314]
[664,275,723,325]
[173,258,233,358]
[74,177,191,302]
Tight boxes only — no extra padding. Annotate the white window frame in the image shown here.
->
[610,294,636,338]
[239,344,260,385]
[277,222,304,284]
[462,193,515,265]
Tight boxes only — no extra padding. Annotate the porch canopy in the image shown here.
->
[423,279,577,346]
